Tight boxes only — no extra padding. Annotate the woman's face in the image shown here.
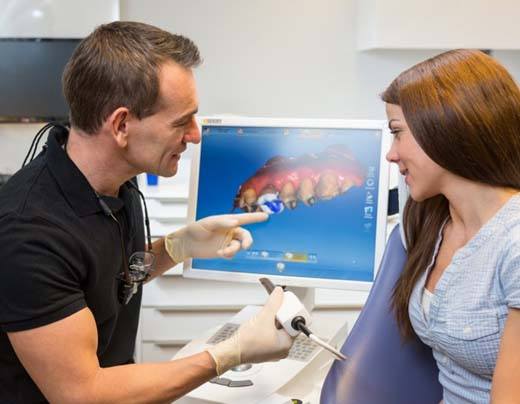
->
[385,103,447,202]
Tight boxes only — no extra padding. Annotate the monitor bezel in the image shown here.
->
[183,117,391,291]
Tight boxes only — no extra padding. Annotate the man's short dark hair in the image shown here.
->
[62,21,202,134]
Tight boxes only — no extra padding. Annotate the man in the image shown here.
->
[0,21,293,403]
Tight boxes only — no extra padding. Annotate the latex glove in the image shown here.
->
[164,212,268,263]
[206,287,294,375]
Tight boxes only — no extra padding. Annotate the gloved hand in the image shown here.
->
[206,287,294,375]
[164,212,268,263]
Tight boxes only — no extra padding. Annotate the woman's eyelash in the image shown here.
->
[390,129,402,138]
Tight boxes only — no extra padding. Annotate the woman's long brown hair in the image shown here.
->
[381,49,520,339]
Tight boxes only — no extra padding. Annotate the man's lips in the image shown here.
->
[172,147,186,159]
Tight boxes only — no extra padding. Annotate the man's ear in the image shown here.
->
[108,107,132,148]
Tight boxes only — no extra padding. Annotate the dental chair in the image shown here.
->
[320,223,443,403]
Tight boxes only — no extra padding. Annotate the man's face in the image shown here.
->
[126,61,200,177]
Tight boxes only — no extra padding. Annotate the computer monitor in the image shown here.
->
[0,38,80,123]
[184,117,391,293]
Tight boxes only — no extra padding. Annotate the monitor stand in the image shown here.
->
[174,286,349,404]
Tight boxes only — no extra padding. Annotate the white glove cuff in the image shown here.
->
[164,233,186,264]
[206,332,241,376]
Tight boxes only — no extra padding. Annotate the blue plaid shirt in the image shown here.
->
[409,193,520,403]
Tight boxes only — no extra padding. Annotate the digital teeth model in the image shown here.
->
[233,145,366,214]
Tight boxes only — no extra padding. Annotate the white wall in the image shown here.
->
[120,0,520,118]
[0,125,41,173]
[121,0,440,119]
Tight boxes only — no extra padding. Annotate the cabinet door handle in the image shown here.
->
[151,339,189,347]
[155,305,242,313]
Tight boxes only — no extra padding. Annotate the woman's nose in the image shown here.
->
[386,143,399,163]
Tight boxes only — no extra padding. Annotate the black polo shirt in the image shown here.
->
[0,127,145,403]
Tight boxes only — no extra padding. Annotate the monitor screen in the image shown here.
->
[0,38,80,123]
[184,118,390,290]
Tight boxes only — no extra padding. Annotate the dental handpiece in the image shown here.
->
[259,277,278,294]
[292,316,347,361]
[259,277,346,361]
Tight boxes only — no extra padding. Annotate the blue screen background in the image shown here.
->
[193,125,382,282]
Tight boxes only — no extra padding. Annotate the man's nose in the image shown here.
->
[185,119,201,144]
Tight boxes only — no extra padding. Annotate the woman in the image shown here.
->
[383,49,520,403]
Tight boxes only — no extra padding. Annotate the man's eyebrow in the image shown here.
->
[172,107,199,125]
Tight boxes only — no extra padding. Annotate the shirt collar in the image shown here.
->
[45,127,127,217]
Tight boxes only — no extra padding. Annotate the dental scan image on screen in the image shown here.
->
[188,119,388,288]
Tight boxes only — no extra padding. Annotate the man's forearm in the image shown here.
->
[87,352,216,404]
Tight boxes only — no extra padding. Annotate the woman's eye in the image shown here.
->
[390,129,401,139]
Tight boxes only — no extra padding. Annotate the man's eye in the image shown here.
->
[173,117,194,128]
[172,120,189,128]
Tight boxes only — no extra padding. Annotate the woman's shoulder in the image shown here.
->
[496,198,520,266]
[493,193,520,235]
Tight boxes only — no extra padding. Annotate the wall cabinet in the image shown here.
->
[357,0,520,50]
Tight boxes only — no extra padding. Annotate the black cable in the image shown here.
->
[96,193,131,283]
[291,316,311,337]
[29,130,46,162]
[113,215,130,282]
[127,181,153,251]
[22,122,53,168]
[22,126,42,167]
[22,122,69,168]
[292,315,347,360]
